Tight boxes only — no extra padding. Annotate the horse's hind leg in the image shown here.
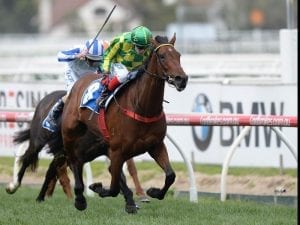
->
[126,158,149,202]
[117,170,137,213]
[45,176,57,197]
[56,162,72,199]
[44,162,72,199]
[146,143,176,200]
[6,142,27,193]
[36,159,57,202]
[6,141,43,194]
[36,154,69,202]
[70,162,86,211]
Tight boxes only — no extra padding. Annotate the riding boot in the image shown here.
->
[108,76,121,92]
[42,98,64,132]
[98,85,109,108]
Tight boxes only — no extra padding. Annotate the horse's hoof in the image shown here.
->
[5,187,15,194]
[89,182,103,194]
[89,182,111,197]
[74,195,87,211]
[146,188,164,200]
[138,195,150,203]
[125,205,138,214]
[36,197,45,203]
[75,200,87,211]
[5,183,19,194]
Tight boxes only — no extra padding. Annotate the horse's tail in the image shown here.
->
[13,129,30,144]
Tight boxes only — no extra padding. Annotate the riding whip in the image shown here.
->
[87,4,116,120]
[87,4,117,50]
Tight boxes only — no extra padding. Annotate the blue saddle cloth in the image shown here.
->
[80,79,129,114]
[80,80,103,114]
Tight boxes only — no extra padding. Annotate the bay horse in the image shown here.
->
[6,90,138,213]
[61,34,188,211]
[6,90,71,201]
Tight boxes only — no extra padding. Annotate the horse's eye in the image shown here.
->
[159,54,165,61]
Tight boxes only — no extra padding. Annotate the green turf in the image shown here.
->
[0,186,296,225]
[0,156,296,178]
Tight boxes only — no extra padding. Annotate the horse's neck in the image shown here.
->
[131,62,165,116]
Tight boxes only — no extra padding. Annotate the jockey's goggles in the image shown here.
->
[135,45,148,50]
[85,58,102,67]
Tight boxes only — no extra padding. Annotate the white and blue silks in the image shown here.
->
[57,46,101,93]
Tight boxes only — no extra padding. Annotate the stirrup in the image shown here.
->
[42,117,58,132]
[98,98,107,108]
[98,93,109,108]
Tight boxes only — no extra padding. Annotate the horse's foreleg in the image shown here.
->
[89,154,123,198]
[146,143,176,200]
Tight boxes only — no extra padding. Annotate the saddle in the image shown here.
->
[80,79,128,114]
[80,79,129,141]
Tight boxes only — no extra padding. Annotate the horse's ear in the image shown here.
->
[170,33,176,45]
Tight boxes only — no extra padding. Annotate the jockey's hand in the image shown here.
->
[76,49,88,60]
[101,73,110,86]
[103,72,110,77]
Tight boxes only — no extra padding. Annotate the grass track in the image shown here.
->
[0,156,297,178]
[0,186,296,225]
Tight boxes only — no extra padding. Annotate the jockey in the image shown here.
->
[42,38,108,132]
[43,34,150,203]
[98,25,153,106]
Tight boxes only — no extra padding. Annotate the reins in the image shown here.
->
[109,42,175,123]
[109,43,174,123]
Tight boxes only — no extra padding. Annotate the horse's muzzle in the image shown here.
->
[172,75,188,91]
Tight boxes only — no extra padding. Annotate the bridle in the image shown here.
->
[110,43,176,123]
[143,43,176,84]
[111,42,185,123]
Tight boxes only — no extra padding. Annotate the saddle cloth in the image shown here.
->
[80,79,128,114]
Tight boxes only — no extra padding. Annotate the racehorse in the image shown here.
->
[6,90,71,201]
[61,34,188,211]
[6,90,138,213]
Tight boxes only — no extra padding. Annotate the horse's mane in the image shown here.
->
[154,35,168,44]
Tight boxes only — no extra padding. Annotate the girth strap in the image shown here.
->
[98,109,110,141]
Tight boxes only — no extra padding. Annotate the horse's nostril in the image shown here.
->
[175,76,182,82]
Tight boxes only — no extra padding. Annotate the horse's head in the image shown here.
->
[150,34,188,91]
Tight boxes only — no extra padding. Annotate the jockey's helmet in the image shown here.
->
[85,39,104,61]
[131,26,152,48]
